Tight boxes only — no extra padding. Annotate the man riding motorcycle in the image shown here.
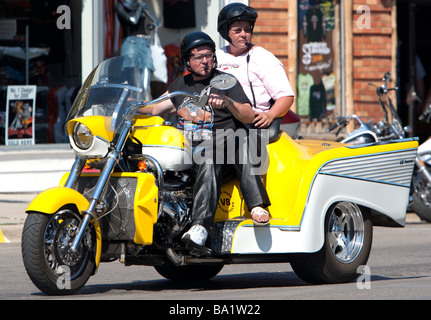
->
[139,31,271,248]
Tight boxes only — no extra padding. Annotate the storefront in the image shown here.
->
[0,0,224,147]
[397,0,431,142]
[0,0,81,146]
[2,0,425,147]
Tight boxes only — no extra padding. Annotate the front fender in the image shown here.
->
[26,187,102,269]
[27,187,90,214]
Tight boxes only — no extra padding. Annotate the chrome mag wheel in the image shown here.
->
[327,202,365,264]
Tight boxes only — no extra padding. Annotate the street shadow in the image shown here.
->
[74,271,429,296]
[78,271,309,295]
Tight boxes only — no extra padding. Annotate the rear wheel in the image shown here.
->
[22,210,96,295]
[291,202,372,284]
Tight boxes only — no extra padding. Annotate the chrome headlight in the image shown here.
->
[73,123,94,150]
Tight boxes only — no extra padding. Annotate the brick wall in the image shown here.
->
[250,1,290,74]
[250,0,397,132]
[352,0,396,121]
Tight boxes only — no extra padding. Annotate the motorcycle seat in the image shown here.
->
[268,117,282,143]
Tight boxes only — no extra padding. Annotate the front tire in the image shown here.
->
[291,202,372,284]
[22,210,97,295]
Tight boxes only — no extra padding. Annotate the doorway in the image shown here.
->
[397,0,431,142]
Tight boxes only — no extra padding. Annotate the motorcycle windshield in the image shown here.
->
[66,56,146,131]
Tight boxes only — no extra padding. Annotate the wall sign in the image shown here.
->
[6,85,36,146]
[297,0,335,121]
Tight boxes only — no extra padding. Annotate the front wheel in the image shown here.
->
[291,202,373,284]
[21,210,97,295]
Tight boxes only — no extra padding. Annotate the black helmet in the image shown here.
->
[180,31,216,67]
[217,2,258,43]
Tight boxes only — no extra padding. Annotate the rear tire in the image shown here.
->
[291,202,372,284]
[22,211,96,295]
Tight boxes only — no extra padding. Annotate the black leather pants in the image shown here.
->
[191,130,271,229]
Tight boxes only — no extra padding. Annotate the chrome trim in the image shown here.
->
[345,137,418,149]
[142,144,189,151]
[242,224,300,231]
[64,156,86,189]
[319,149,417,187]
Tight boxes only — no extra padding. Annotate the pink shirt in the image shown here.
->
[217,46,294,112]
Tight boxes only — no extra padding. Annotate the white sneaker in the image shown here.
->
[181,224,208,247]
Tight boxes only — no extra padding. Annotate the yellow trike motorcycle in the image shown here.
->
[22,57,418,295]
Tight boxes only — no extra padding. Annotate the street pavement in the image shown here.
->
[0,193,38,243]
[0,192,424,243]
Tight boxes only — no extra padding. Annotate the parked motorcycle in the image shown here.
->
[410,104,431,222]
[281,109,301,139]
[328,71,403,144]
[328,72,431,222]
[22,58,418,295]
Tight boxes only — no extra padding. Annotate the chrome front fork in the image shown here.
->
[69,121,132,252]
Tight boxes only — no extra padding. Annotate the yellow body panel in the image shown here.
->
[130,172,159,245]
[27,187,91,214]
[59,172,159,246]
[133,114,165,126]
[66,116,115,142]
[132,115,191,152]
[215,133,418,227]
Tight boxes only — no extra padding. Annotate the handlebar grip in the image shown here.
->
[328,117,347,132]
[419,105,431,122]
[328,122,339,132]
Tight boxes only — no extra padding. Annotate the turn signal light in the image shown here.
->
[138,161,148,171]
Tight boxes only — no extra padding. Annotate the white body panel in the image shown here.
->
[231,175,410,254]
[231,147,416,254]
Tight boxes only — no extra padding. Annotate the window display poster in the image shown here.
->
[6,86,36,146]
[297,0,335,121]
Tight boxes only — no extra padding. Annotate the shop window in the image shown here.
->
[297,0,336,124]
[0,0,81,146]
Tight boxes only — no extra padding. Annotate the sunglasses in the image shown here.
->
[225,5,258,20]
[190,52,215,63]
